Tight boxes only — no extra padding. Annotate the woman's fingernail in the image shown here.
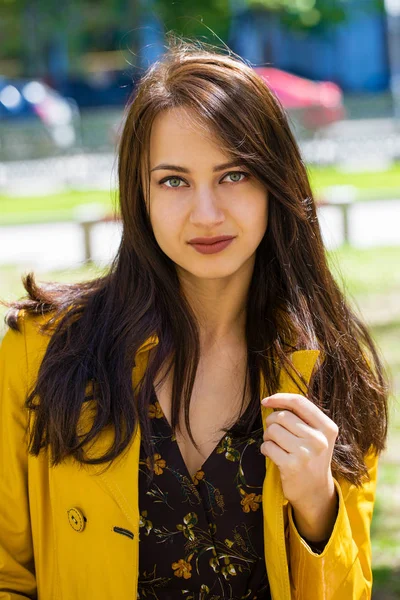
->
[262,397,270,405]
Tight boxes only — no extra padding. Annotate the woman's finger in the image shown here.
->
[262,393,338,439]
[265,409,314,439]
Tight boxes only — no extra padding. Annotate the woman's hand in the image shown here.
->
[261,393,339,542]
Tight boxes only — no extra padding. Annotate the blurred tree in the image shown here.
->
[152,0,231,45]
[0,0,77,77]
[0,0,144,77]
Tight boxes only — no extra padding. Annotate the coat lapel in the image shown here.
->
[80,335,159,526]
[261,349,320,600]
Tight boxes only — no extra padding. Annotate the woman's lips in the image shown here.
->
[189,238,235,254]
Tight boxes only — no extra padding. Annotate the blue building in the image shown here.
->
[229,0,390,92]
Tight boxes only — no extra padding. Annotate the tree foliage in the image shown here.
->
[152,0,231,47]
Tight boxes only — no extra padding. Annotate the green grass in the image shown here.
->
[308,163,400,201]
[1,163,400,225]
[0,190,117,225]
[0,245,399,596]
[328,246,400,297]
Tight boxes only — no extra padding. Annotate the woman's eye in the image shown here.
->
[159,171,249,188]
[223,171,248,183]
[160,176,186,188]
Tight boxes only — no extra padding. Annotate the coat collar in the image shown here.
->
[136,334,159,356]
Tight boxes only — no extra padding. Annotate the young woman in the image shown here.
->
[0,38,388,600]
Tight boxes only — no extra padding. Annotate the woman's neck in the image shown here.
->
[177,262,253,352]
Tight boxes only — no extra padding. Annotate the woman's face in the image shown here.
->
[145,107,268,281]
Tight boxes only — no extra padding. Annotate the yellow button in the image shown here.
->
[67,507,86,532]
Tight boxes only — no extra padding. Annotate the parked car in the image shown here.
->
[253,67,345,132]
[0,77,81,160]
[61,69,137,108]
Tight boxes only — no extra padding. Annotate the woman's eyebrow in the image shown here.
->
[150,160,244,174]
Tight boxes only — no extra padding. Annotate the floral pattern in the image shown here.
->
[148,401,163,419]
[137,388,271,600]
[193,469,205,485]
[145,453,166,475]
[240,490,263,514]
[172,558,193,579]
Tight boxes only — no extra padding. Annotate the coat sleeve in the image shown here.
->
[0,316,37,600]
[287,447,378,600]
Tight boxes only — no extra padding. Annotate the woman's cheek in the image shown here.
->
[151,211,184,255]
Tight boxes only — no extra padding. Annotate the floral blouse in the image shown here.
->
[137,387,271,600]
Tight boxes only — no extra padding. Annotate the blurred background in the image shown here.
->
[0,1,399,596]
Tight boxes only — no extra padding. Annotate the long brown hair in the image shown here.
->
[4,36,388,485]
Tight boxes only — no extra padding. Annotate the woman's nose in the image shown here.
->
[189,188,225,226]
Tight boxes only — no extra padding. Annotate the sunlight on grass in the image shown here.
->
[327,246,400,297]
[0,190,117,225]
[308,163,400,200]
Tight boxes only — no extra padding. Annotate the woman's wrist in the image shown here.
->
[291,479,339,544]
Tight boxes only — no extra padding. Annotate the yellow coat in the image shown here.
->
[0,311,378,599]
